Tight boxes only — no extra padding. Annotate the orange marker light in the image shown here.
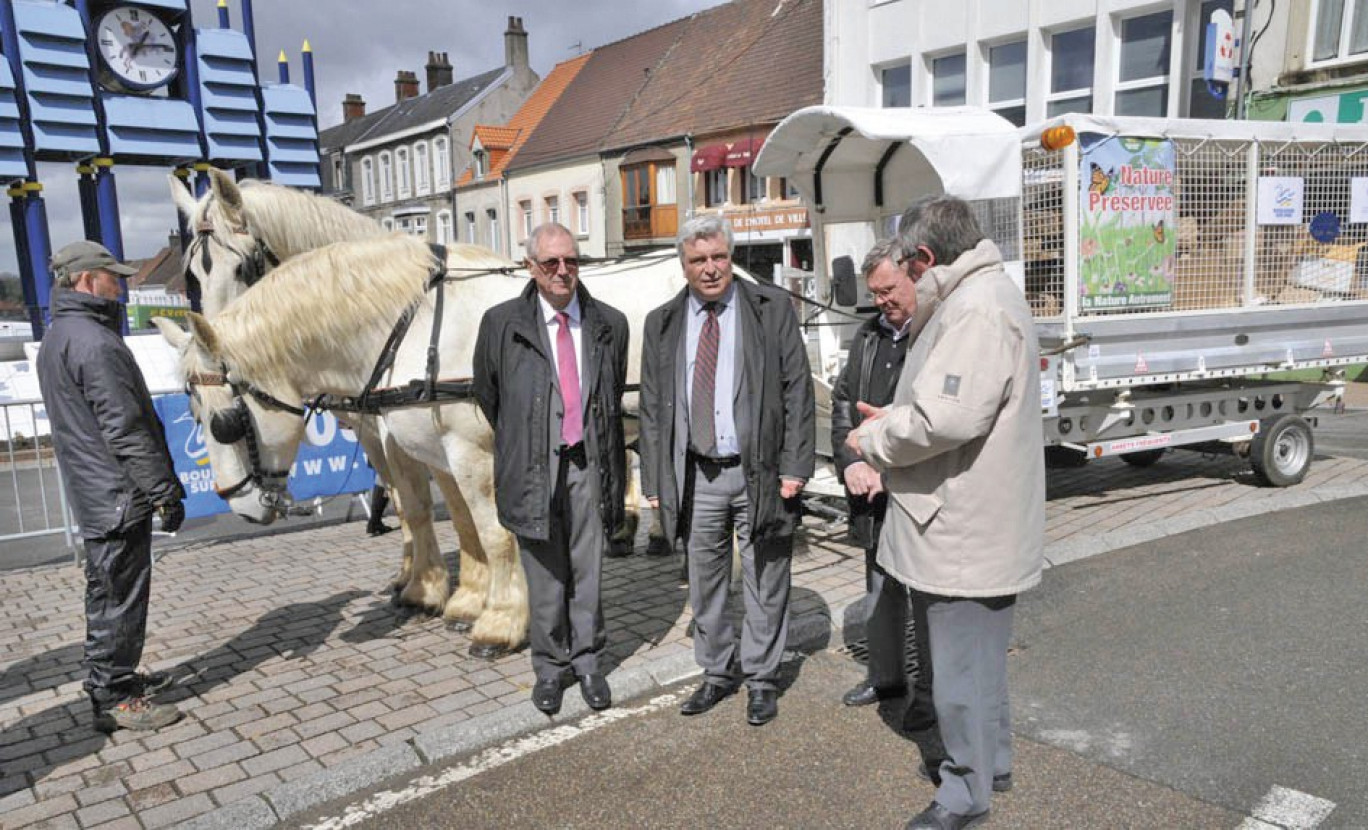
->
[1040,125,1077,151]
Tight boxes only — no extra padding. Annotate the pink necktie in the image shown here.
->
[555,311,583,446]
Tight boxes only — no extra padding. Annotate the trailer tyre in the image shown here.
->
[1121,449,1166,467]
[1250,414,1314,487]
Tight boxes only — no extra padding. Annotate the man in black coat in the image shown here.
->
[830,239,937,732]
[36,240,186,733]
[473,223,629,716]
[639,215,815,726]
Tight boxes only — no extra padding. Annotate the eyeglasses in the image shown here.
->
[535,256,580,272]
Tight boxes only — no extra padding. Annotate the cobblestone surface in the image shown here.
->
[2,453,1366,827]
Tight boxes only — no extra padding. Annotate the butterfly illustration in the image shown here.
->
[1089,162,1116,196]
[1152,219,1166,244]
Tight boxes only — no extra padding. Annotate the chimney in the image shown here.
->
[504,16,528,70]
[426,51,453,93]
[395,70,420,103]
[342,93,366,122]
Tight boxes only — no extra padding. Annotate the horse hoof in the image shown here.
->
[446,619,473,633]
[645,536,674,557]
[468,643,509,660]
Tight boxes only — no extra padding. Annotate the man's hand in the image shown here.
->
[843,461,884,501]
[647,497,659,510]
[855,401,886,422]
[845,402,888,460]
[780,478,804,500]
[156,500,185,533]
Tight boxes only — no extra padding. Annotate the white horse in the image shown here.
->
[156,235,687,656]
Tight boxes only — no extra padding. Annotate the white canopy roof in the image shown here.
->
[753,105,1022,223]
[1021,113,1368,144]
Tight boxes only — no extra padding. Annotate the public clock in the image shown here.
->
[95,6,180,93]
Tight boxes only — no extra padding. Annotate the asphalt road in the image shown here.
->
[285,497,1368,829]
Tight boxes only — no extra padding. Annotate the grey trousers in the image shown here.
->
[83,516,154,707]
[925,594,1015,816]
[862,548,933,698]
[685,459,791,692]
[517,452,605,682]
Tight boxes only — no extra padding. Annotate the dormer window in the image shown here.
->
[474,149,487,179]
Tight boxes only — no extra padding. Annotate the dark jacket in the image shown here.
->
[639,279,815,544]
[830,315,909,548]
[36,290,184,539]
[473,280,629,542]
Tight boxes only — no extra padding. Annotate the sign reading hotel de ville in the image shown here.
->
[1078,135,1177,311]
[727,207,809,233]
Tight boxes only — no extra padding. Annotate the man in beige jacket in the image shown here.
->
[847,196,1045,830]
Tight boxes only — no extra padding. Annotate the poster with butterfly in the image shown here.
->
[1078,135,1177,311]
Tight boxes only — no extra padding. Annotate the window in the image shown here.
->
[881,63,911,107]
[486,208,500,253]
[931,52,966,106]
[465,211,476,244]
[704,168,728,207]
[520,200,532,239]
[1312,0,1368,63]
[545,195,560,226]
[332,154,345,192]
[779,177,801,200]
[622,161,678,241]
[473,149,487,180]
[414,142,430,196]
[413,216,427,237]
[1190,0,1233,118]
[381,217,394,231]
[434,137,451,190]
[574,191,589,236]
[744,168,765,204]
[436,210,452,243]
[360,156,375,206]
[378,151,393,202]
[396,147,411,199]
[986,39,1027,126]
[1047,26,1095,116]
[1116,10,1173,117]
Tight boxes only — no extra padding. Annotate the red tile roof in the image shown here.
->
[456,52,592,187]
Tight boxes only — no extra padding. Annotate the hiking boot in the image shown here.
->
[133,670,174,696]
[93,696,183,733]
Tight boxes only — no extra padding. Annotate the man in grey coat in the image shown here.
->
[37,240,186,733]
[474,223,629,716]
[639,215,815,726]
[848,197,1045,830]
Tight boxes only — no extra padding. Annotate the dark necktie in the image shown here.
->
[555,311,583,446]
[691,301,719,456]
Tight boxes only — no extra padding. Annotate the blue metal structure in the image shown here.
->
[1,0,321,337]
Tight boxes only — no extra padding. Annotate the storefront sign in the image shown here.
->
[726,207,809,232]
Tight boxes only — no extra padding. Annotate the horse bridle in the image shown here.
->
[184,211,280,290]
[184,367,308,515]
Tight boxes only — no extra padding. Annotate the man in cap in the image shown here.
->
[36,239,186,733]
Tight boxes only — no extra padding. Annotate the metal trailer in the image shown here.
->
[756,107,1368,487]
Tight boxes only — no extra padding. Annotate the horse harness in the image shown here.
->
[183,368,307,504]
[184,212,280,290]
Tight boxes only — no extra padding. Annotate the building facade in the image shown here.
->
[320,17,538,247]
[1248,0,1368,125]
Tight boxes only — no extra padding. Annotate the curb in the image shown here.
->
[177,483,1368,828]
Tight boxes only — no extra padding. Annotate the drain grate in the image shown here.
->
[835,616,922,671]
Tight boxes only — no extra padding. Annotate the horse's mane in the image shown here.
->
[212,179,385,257]
[208,235,513,393]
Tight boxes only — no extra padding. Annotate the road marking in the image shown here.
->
[1237,785,1336,829]
[303,690,686,830]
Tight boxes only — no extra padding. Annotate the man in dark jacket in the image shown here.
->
[473,223,629,716]
[36,240,186,733]
[639,215,815,726]
[831,239,937,733]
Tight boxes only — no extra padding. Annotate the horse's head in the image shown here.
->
[170,168,279,317]
[153,314,306,525]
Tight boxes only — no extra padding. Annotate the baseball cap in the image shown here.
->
[50,240,137,286]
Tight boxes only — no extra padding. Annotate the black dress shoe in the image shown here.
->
[917,762,1012,793]
[842,680,907,707]
[904,800,988,830]
[902,696,938,731]
[579,674,612,710]
[746,689,778,726]
[531,675,570,715]
[679,681,733,715]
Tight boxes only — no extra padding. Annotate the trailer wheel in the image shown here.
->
[1121,449,1165,467]
[1250,414,1314,487]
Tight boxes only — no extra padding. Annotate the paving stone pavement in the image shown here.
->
[3,451,1367,829]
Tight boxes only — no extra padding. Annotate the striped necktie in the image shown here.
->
[691,301,719,456]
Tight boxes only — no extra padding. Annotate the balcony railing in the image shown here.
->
[623,204,677,241]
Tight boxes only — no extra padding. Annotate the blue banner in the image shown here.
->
[153,394,375,519]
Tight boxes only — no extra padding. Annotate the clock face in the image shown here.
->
[95,6,180,92]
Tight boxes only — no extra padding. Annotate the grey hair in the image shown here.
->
[675,214,734,258]
[896,195,984,265]
[51,266,77,289]
[860,237,902,278]
[525,222,578,261]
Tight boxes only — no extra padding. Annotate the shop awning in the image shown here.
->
[724,136,765,167]
[690,144,729,173]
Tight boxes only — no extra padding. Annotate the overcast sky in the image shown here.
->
[2,0,729,278]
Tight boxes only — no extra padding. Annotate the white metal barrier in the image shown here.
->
[0,394,77,557]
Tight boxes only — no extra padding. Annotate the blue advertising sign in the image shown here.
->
[153,394,374,519]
